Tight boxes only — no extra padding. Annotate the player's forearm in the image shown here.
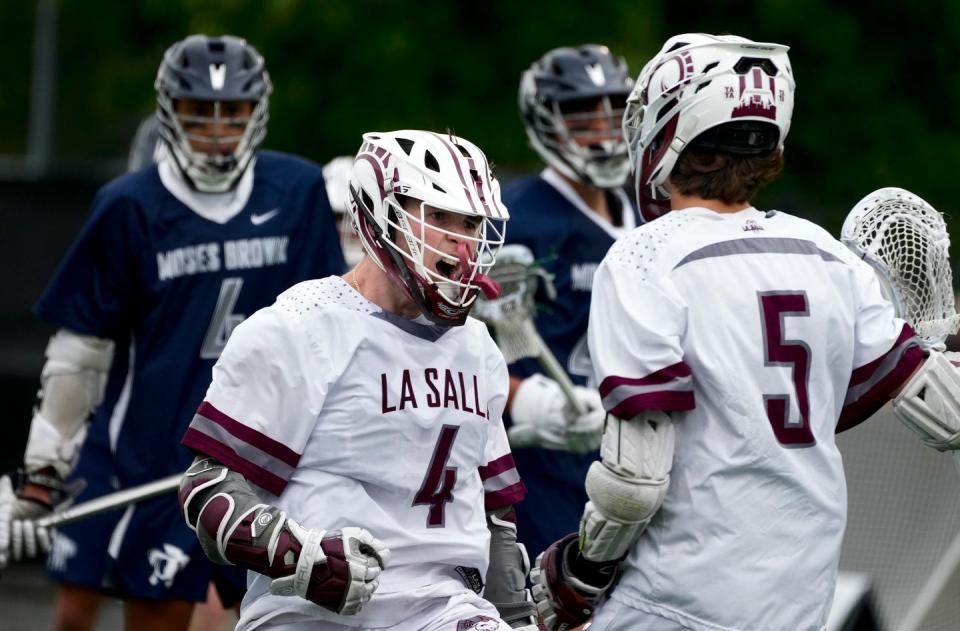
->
[179,455,301,578]
[484,506,538,625]
[24,329,114,477]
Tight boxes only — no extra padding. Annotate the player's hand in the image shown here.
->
[493,591,548,630]
[509,375,604,454]
[530,533,618,631]
[270,524,390,615]
[0,475,13,569]
[7,470,58,563]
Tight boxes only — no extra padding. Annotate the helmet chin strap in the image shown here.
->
[457,242,500,299]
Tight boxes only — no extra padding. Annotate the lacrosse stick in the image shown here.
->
[472,244,585,415]
[33,473,181,529]
[841,187,960,473]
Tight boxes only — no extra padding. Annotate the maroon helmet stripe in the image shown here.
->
[429,132,478,214]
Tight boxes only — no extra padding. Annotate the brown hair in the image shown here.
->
[670,147,784,204]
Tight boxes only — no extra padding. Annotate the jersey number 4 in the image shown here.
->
[413,425,460,527]
[759,292,815,447]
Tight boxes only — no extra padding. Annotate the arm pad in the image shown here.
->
[24,329,114,476]
[180,456,390,615]
[179,456,303,577]
[893,351,960,451]
[580,411,674,562]
[484,507,538,626]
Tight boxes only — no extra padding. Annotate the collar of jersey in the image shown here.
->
[158,154,255,224]
[672,205,762,220]
[540,167,636,238]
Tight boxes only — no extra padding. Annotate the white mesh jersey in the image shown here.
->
[589,207,924,631]
[182,276,525,629]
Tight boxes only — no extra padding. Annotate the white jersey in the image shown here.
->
[589,207,923,631]
[182,277,525,629]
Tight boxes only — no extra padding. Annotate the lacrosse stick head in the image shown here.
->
[841,187,960,349]
[471,244,556,363]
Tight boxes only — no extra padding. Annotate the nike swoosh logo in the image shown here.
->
[251,208,281,225]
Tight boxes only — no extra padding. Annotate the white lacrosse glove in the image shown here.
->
[893,351,960,451]
[9,473,54,563]
[509,374,605,454]
[269,524,390,615]
[0,475,13,569]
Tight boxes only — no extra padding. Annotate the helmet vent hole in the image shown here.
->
[454,143,471,158]
[702,61,719,74]
[208,41,225,53]
[733,57,778,76]
[424,150,440,172]
[433,183,447,193]
[397,138,415,155]
[695,81,712,93]
[178,78,191,90]
[360,190,374,212]
[666,42,688,53]
[179,53,190,68]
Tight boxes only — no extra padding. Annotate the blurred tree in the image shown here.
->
[1,0,958,233]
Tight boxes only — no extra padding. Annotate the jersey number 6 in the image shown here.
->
[758,291,815,447]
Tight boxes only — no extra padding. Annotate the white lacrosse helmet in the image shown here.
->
[348,130,509,326]
[842,187,960,348]
[623,33,795,222]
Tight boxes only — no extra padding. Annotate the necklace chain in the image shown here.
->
[351,271,362,295]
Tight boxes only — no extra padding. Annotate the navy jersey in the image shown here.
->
[34,150,346,486]
[501,168,639,556]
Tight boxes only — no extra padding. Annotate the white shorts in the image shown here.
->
[243,590,511,631]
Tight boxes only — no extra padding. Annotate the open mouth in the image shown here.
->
[436,259,459,280]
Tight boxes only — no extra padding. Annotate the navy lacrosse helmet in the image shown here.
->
[519,45,633,189]
[155,34,272,193]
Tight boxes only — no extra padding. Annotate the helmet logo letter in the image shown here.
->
[209,63,226,90]
[585,63,606,86]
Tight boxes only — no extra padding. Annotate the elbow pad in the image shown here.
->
[24,330,114,476]
[580,411,674,562]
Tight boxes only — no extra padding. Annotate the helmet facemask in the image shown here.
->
[157,95,268,193]
[529,94,631,188]
[348,131,510,326]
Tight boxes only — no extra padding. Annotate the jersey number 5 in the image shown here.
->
[413,425,459,527]
[758,292,815,447]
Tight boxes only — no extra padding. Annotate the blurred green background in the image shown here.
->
[1,0,958,233]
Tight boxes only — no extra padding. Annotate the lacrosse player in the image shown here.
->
[502,45,641,559]
[530,33,960,631]
[177,130,545,630]
[1,34,345,631]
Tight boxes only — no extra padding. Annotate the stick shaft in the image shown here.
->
[36,474,182,528]
[525,323,586,416]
